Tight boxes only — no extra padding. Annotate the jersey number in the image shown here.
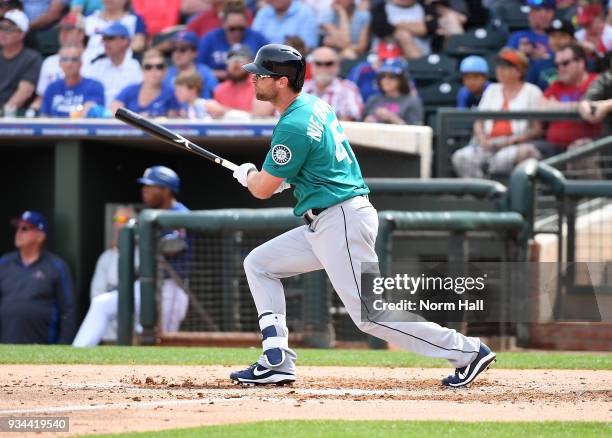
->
[330,119,353,164]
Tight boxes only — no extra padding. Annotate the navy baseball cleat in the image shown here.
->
[442,342,496,388]
[230,363,295,386]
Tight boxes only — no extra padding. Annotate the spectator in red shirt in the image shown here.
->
[213,45,274,117]
[536,43,601,157]
[302,46,364,121]
[186,0,252,37]
[131,0,182,36]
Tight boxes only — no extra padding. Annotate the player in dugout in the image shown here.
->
[73,166,190,346]
[229,44,497,388]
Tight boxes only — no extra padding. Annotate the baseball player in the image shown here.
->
[72,166,189,346]
[230,44,496,387]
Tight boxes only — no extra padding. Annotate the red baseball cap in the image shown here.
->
[577,4,603,27]
[377,41,402,61]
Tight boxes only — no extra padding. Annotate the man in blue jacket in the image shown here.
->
[0,211,76,344]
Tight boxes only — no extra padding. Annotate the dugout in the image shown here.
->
[0,119,431,321]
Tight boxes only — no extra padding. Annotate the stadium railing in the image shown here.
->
[435,108,584,178]
[511,156,612,325]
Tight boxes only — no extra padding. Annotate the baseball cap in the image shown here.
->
[3,8,29,32]
[496,48,528,72]
[577,4,604,27]
[12,211,49,234]
[376,41,402,61]
[545,18,574,35]
[227,44,253,61]
[526,0,555,9]
[58,11,84,30]
[137,165,180,193]
[378,58,409,76]
[460,55,489,75]
[98,21,130,38]
[172,30,198,48]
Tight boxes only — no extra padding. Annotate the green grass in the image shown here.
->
[0,345,610,369]
[84,420,612,438]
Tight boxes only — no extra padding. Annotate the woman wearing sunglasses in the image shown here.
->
[110,49,180,117]
[363,58,423,125]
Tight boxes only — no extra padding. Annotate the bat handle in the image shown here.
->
[219,159,239,172]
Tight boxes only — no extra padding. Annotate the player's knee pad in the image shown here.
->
[259,311,289,367]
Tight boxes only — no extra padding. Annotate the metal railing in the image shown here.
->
[435,108,584,177]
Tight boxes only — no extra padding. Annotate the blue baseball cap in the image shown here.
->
[526,0,555,10]
[99,21,130,38]
[378,58,409,76]
[460,56,489,75]
[137,166,180,193]
[172,30,198,48]
[13,211,49,234]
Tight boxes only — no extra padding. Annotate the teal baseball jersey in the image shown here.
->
[262,93,369,216]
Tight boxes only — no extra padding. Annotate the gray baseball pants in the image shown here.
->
[243,195,480,374]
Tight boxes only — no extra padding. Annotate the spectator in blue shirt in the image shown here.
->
[252,0,318,50]
[164,30,218,99]
[0,211,76,344]
[41,44,105,117]
[111,48,180,117]
[197,1,268,81]
[456,56,490,108]
[506,0,555,57]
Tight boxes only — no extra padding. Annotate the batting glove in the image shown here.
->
[233,163,257,187]
[274,181,291,194]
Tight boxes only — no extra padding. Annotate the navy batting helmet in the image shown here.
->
[137,166,180,193]
[243,44,306,91]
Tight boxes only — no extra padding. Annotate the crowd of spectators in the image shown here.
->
[0,0,611,177]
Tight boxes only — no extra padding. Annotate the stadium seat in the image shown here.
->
[339,56,368,79]
[408,53,457,87]
[495,4,530,32]
[444,27,508,57]
[418,81,461,128]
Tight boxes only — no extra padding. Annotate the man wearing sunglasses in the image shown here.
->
[302,46,364,121]
[537,43,601,158]
[87,205,136,343]
[163,31,218,99]
[229,44,495,388]
[197,1,268,81]
[0,211,76,344]
[81,21,142,107]
[0,8,42,116]
[40,43,105,117]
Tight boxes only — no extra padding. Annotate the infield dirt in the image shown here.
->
[0,365,610,437]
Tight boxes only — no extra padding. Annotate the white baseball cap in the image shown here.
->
[3,9,29,33]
